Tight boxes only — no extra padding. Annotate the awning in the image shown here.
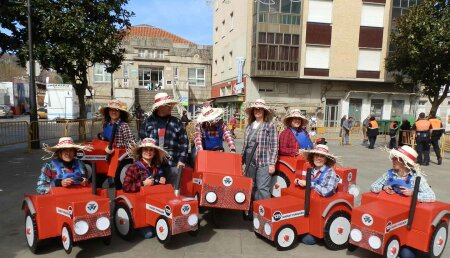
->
[211,94,245,104]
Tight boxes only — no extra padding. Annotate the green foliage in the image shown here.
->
[0,0,133,118]
[386,0,450,113]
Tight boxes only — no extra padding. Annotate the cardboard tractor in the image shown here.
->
[180,150,252,212]
[22,185,111,254]
[78,139,132,189]
[271,156,358,198]
[253,169,356,251]
[113,175,199,244]
[349,177,450,258]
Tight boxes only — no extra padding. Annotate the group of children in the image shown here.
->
[35,98,437,258]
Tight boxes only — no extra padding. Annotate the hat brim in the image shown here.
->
[43,143,93,153]
[283,115,308,127]
[151,99,179,113]
[301,150,337,164]
[128,142,169,161]
[196,109,223,123]
[99,106,131,119]
[389,149,417,167]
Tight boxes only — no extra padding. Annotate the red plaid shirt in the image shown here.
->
[122,160,162,193]
[109,121,136,148]
[278,128,299,156]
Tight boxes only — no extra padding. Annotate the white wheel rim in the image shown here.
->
[386,239,400,258]
[25,216,34,247]
[115,208,131,235]
[271,175,287,197]
[84,164,92,180]
[433,226,447,256]
[61,226,71,251]
[120,164,132,184]
[329,216,351,245]
[156,219,169,241]
[277,227,295,248]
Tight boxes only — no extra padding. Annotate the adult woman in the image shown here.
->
[123,137,169,238]
[194,102,236,152]
[279,109,312,156]
[37,137,92,194]
[242,99,278,202]
[293,144,340,244]
[367,115,379,149]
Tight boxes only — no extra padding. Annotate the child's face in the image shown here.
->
[142,147,155,161]
[290,118,302,128]
[313,154,326,167]
[391,157,407,170]
[59,148,76,162]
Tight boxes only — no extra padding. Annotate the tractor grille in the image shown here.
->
[200,183,251,211]
[73,212,111,242]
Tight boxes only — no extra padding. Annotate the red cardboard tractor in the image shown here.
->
[22,173,112,254]
[113,169,199,244]
[253,168,357,251]
[348,177,450,258]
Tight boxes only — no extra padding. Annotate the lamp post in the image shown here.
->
[27,0,40,149]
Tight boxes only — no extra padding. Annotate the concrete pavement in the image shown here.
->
[0,138,449,258]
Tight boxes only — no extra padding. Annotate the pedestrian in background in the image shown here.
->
[339,115,346,137]
[342,116,353,145]
[412,112,431,166]
[362,115,370,145]
[428,111,444,165]
[388,119,399,149]
[367,115,379,149]
[229,114,237,138]
[398,118,412,146]
[181,110,190,128]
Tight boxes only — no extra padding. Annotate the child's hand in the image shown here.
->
[383,185,395,194]
[62,178,74,187]
[400,187,413,196]
[143,177,154,186]
[80,178,88,186]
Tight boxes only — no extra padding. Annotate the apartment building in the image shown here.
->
[88,25,212,114]
[212,0,424,126]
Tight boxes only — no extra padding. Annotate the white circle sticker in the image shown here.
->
[347,172,353,182]
[223,176,233,187]
[85,201,98,214]
[362,213,374,226]
[181,204,191,215]
[259,205,265,216]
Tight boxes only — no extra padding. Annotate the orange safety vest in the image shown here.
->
[414,119,431,131]
[429,118,442,129]
[369,120,379,129]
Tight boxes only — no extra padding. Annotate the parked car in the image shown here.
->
[37,107,48,119]
[0,105,13,118]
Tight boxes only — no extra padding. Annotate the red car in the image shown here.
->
[22,187,111,254]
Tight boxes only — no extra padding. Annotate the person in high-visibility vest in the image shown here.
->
[412,112,432,166]
[367,116,379,149]
[428,111,444,165]
[388,119,399,149]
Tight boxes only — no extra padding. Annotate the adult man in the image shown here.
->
[362,115,370,145]
[339,115,346,137]
[428,111,444,165]
[367,116,379,149]
[139,92,188,186]
[229,114,237,138]
[412,112,431,166]
[342,116,353,145]
[388,119,399,149]
[180,111,190,127]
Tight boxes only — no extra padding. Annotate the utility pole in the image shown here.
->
[28,0,40,149]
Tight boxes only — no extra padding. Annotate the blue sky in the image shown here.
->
[126,0,213,45]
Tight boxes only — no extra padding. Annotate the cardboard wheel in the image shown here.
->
[428,221,448,258]
[25,212,39,253]
[114,159,133,190]
[61,224,73,254]
[269,171,290,198]
[275,225,297,251]
[155,216,171,244]
[113,202,135,240]
[384,237,400,258]
[323,210,351,250]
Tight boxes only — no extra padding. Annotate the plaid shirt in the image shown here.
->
[194,122,236,151]
[370,170,436,202]
[309,166,339,197]
[278,128,311,156]
[139,115,188,167]
[122,160,165,193]
[242,121,278,166]
[105,121,136,149]
[36,159,87,194]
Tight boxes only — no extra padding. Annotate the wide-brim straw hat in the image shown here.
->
[388,145,423,175]
[301,144,337,166]
[196,103,224,123]
[128,138,169,161]
[283,109,308,127]
[99,99,130,119]
[42,137,93,159]
[244,98,274,119]
[151,92,179,113]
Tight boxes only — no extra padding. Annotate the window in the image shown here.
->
[361,4,385,27]
[138,67,163,88]
[305,46,330,69]
[137,49,164,59]
[370,99,384,120]
[391,100,405,118]
[173,67,179,79]
[138,49,146,58]
[358,49,381,71]
[259,82,274,92]
[308,0,333,23]
[93,63,111,83]
[230,12,234,30]
[188,68,205,87]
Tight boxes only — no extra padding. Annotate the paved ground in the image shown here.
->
[0,138,449,258]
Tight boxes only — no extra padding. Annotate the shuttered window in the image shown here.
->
[361,4,385,27]
[357,49,381,71]
[305,46,330,69]
[308,0,333,23]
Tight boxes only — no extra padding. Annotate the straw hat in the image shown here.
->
[128,138,169,162]
[99,99,130,118]
[388,145,423,175]
[151,92,178,113]
[283,109,308,127]
[301,144,337,166]
[244,98,274,120]
[196,102,223,123]
[42,137,93,159]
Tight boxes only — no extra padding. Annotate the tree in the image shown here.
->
[0,0,133,118]
[386,0,450,114]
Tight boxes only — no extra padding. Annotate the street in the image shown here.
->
[0,139,449,258]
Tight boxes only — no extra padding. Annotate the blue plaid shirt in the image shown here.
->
[139,115,188,167]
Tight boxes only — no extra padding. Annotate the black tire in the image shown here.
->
[384,236,400,258]
[428,221,448,258]
[323,210,351,250]
[188,229,199,237]
[114,159,133,190]
[155,216,172,244]
[102,235,112,245]
[269,171,291,198]
[24,211,39,254]
[61,223,73,254]
[275,225,297,251]
[113,202,135,241]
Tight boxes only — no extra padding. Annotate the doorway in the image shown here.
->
[349,98,362,122]
[325,99,340,127]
